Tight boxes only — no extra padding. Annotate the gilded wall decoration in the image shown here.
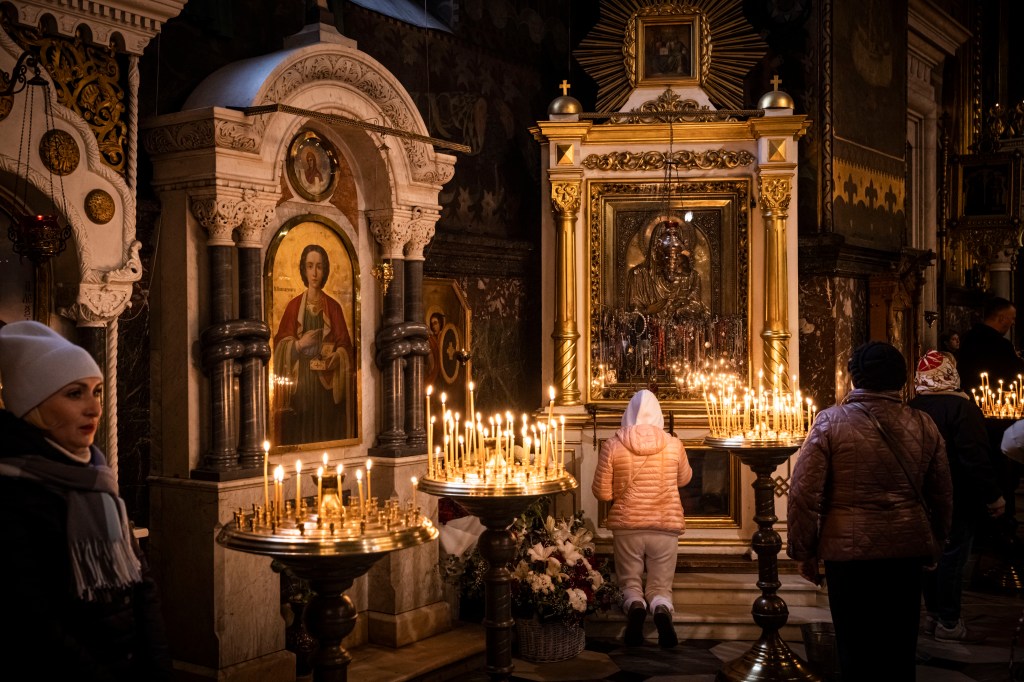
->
[3,19,127,175]
[587,179,750,403]
[84,189,115,224]
[583,149,755,172]
[575,0,768,111]
[39,129,80,176]
[620,91,753,123]
[832,154,906,246]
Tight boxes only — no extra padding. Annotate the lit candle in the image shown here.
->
[426,385,433,458]
[262,440,270,513]
[322,452,329,470]
[274,465,284,521]
[295,460,303,512]
[430,416,437,475]
[468,381,475,438]
[559,415,566,470]
[356,468,365,516]
[411,476,418,501]
[317,466,323,515]
[336,463,344,502]
[548,385,555,425]
[366,458,373,501]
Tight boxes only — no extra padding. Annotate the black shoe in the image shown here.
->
[624,603,647,646]
[653,605,678,648]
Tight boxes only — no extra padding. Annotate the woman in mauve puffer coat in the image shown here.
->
[787,341,952,681]
[593,389,692,648]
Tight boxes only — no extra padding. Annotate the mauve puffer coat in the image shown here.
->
[787,389,953,563]
[592,390,693,534]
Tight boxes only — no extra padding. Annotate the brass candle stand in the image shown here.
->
[217,496,438,682]
[704,436,819,682]
[417,474,578,682]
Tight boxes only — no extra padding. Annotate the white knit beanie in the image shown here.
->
[0,321,103,417]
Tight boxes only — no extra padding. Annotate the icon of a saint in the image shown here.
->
[625,219,707,317]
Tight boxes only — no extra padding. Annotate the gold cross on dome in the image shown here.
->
[559,79,571,96]
[770,74,782,91]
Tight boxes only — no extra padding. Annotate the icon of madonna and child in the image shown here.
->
[271,242,356,446]
[625,215,708,319]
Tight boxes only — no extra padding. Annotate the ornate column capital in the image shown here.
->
[367,207,414,260]
[237,189,278,248]
[550,180,582,217]
[757,173,792,216]
[60,282,135,327]
[190,191,248,246]
[404,207,440,261]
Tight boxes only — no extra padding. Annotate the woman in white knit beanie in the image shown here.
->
[0,320,171,681]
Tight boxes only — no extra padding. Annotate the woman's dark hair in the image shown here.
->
[298,244,330,286]
[938,330,960,352]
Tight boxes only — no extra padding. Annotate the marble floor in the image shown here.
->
[438,588,1024,682]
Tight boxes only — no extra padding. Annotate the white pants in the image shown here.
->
[612,530,678,614]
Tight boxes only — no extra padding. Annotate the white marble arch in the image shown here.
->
[0,26,142,324]
[142,23,454,680]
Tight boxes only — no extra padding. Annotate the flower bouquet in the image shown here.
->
[510,501,619,662]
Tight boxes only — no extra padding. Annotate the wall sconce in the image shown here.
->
[371,259,394,296]
[924,311,939,328]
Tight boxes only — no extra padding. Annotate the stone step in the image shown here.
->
[586,601,833,642]
[666,571,824,608]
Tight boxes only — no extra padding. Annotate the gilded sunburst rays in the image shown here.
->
[574,0,768,112]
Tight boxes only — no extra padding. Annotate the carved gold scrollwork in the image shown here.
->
[4,19,127,175]
[39,129,80,175]
[583,149,755,171]
[758,175,792,213]
[622,91,740,123]
[952,227,1022,269]
[551,181,582,215]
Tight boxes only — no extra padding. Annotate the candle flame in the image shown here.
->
[356,469,363,481]
[295,460,302,473]
[366,458,373,471]
[262,440,270,452]
[427,385,433,396]
[322,452,329,467]
[336,463,343,475]
[317,466,323,477]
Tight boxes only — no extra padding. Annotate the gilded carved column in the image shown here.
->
[549,177,582,406]
[757,173,792,390]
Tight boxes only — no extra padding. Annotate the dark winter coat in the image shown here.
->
[0,409,172,681]
[787,390,953,563]
[956,322,1024,391]
[908,392,1003,519]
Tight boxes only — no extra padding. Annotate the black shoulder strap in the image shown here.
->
[849,402,933,520]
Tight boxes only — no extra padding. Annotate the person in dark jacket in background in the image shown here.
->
[788,341,952,681]
[909,350,1004,642]
[0,321,172,681]
[956,296,1024,393]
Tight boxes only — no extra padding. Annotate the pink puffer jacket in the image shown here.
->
[592,390,693,533]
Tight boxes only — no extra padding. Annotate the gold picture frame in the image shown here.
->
[951,152,1022,228]
[287,130,339,203]
[265,215,360,453]
[635,13,700,87]
[423,277,472,415]
[587,179,751,405]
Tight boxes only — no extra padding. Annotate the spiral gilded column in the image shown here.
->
[757,174,792,391]
[549,178,582,406]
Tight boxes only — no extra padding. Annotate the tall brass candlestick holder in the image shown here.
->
[418,473,577,682]
[705,436,818,682]
[217,497,437,682]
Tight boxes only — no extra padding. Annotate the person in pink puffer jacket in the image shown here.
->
[593,389,693,648]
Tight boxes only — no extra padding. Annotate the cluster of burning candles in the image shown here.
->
[253,442,422,535]
[970,372,1024,419]
[423,384,572,484]
[703,370,816,442]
